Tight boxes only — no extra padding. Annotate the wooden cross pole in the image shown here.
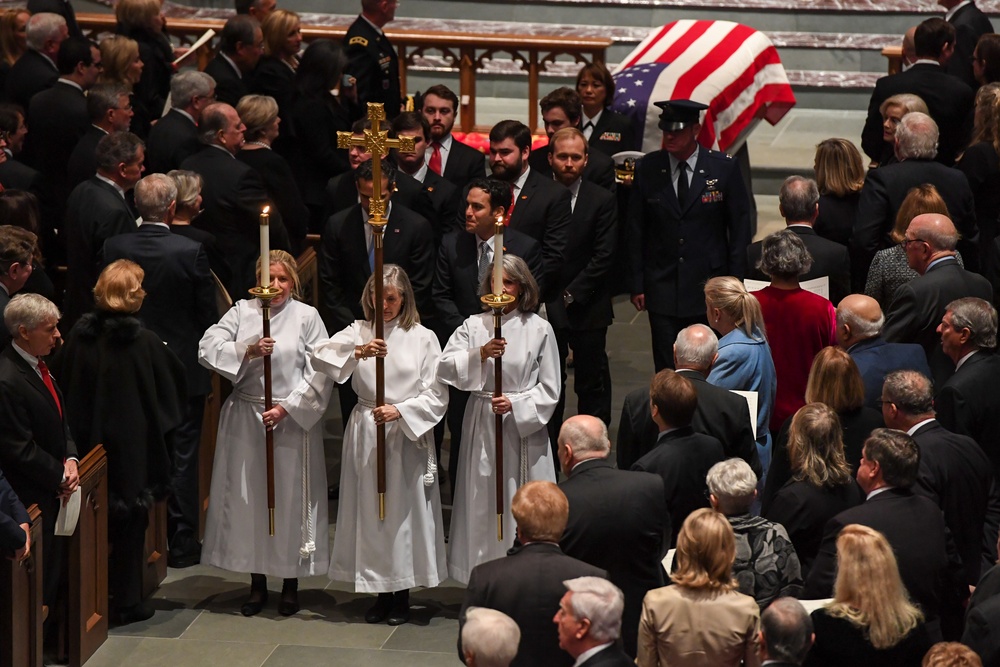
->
[336,102,415,521]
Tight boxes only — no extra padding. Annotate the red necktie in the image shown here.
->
[428,141,442,175]
[508,184,517,220]
[37,360,62,418]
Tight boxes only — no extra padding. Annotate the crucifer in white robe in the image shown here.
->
[198,298,332,578]
[312,319,448,593]
[437,309,560,584]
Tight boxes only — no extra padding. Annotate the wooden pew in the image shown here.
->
[0,505,43,667]
[141,500,168,599]
[68,446,108,667]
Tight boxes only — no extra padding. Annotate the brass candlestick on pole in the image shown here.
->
[336,102,415,521]
[252,206,279,536]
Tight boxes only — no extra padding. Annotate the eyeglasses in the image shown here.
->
[900,237,927,248]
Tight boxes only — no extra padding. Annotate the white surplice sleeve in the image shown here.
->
[437,317,488,392]
[395,328,448,442]
[280,307,333,431]
[311,321,364,385]
[199,300,258,383]
[508,317,561,440]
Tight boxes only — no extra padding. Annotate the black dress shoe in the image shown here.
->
[168,534,202,569]
[387,590,410,626]
[278,579,299,616]
[116,601,155,625]
[240,592,268,617]
[327,484,340,500]
[365,592,393,623]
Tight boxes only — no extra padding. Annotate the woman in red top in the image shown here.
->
[751,229,836,435]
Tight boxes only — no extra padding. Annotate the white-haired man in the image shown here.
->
[462,607,521,667]
[4,12,67,108]
[554,576,632,666]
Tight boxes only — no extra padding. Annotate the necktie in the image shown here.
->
[583,121,594,141]
[37,360,62,418]
[428,141,442,175]
[478,242,491,284]
[508,183,518,218]
[676,161,689,204]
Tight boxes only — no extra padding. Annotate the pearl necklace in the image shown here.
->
[245,141,271,149]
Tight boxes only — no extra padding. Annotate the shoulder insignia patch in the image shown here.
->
[349,36,368,47]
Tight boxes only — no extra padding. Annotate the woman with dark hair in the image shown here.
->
[286,39,355,231]
[115,0,174,138]
[763,403,863,577]
[438,254,560,584]
[54,259,186,624]
[312,265,447,626]
[0,8,28,92]
[813,138,865,246]
[0,190,55,300]
[575,60,636,154]
[973,33,1000,87]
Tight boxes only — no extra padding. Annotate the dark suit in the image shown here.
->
[559,458,667,658]
[3,50,57,110]
[66,125,106,190]
[286,93,352,231]
[249,56,295,119]
[438,135,485,191]
[630,426,725,546]
[586,110,636,156]
[26,0,81,37]
[0,468,29,554]
[203,54,248,108]
[180,146,282,297]
[935,350,1000,477]
[628,146,752,370]
[578,644,634,667]
[911,419,998,586]
[344,16,401,120]
[546,180,617,438]
[882,257,992,387]
[847,336,932,411]
[527,143,617,192]
[945,2,994,88]
[145,109,201,176]
[963,564,1000,666]
[507,169,573,302]
[0,344,77,605]
[852,159,978,284]
[861,62,975,166]
[394,167,461,244]
[24,79,89,215]
[64,176,137,328]
[747,225,849,304]
[804,488,966,637]
[458,542,606,667]
[237,147,306,251]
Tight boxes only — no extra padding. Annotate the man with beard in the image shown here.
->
[420,84,485,191]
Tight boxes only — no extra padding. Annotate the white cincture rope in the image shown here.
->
[472,389,529,485]
[235,390,315,558]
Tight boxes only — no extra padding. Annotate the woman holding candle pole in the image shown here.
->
[311,264,447,626]
[438,254,561,584]
[198,250,332,617]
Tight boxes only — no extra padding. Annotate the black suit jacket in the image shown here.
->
[344,16,401,120]
[587,110,636,156]
[911,419,999,587]
[0,468,29,553]
[747,225,849,304]
[861,63,975,166]
[286,92,352,226]
[26,0,80,37]
[236,148,303,250]
[527,143,617,192]
[544,180,617,330]
[963,563,1000,665]
[394,167,461,244]
[180,146,281,296]
[24,80,89,205]
[458,542,606,667]
[559,458,667,658]
[66,125,105,190]
[616,372,759,476]
[0,157,44,198]
[3,50,57,110]
[249,55,295,121]
[630,426,725,546]
[432,228,542,341]
[945,2,994,88]
[935,350,1000,477]
[440,136,485,191]
[145,109,201,176]
[319,201,434,333]
[507,169,573,302]
[579,644,634,667]
[852,159,978,284]
[204,54,248,108]
[0,345,77,515]
[882,258,993,387]
[64,177,137,327]
[102,224,218,396]
[804,488,966,628]
[628,147,752,317]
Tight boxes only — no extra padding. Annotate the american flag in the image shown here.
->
[611,20,796,154]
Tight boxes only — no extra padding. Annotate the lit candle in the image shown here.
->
[260,206,270,287]
[492,216,504,295]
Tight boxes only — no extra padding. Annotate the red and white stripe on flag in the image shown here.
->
[613,20,796,153]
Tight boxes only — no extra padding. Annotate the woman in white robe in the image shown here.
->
[198,250,332,617]
[438,254,561,584]
[312,265,447,626]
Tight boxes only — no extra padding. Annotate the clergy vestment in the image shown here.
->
[438,310,560,584]
[312,319,448,592]
[198,299,332,578]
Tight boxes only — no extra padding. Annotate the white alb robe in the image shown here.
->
[437,310,560,584]
[313,319,448,592]
[198,299,332,578]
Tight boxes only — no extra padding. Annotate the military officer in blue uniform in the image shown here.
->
[344,0,402,120]
[628,99,752,371]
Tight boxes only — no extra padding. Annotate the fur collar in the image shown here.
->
[74,311,143,345]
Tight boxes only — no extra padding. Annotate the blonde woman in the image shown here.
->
[637,508,761,667]
[253,8,302,116]
[874,93,929,168]
[805,524,932,666]
[116,0,174,136]
[813,138,865,245]
[0,9,29,73]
